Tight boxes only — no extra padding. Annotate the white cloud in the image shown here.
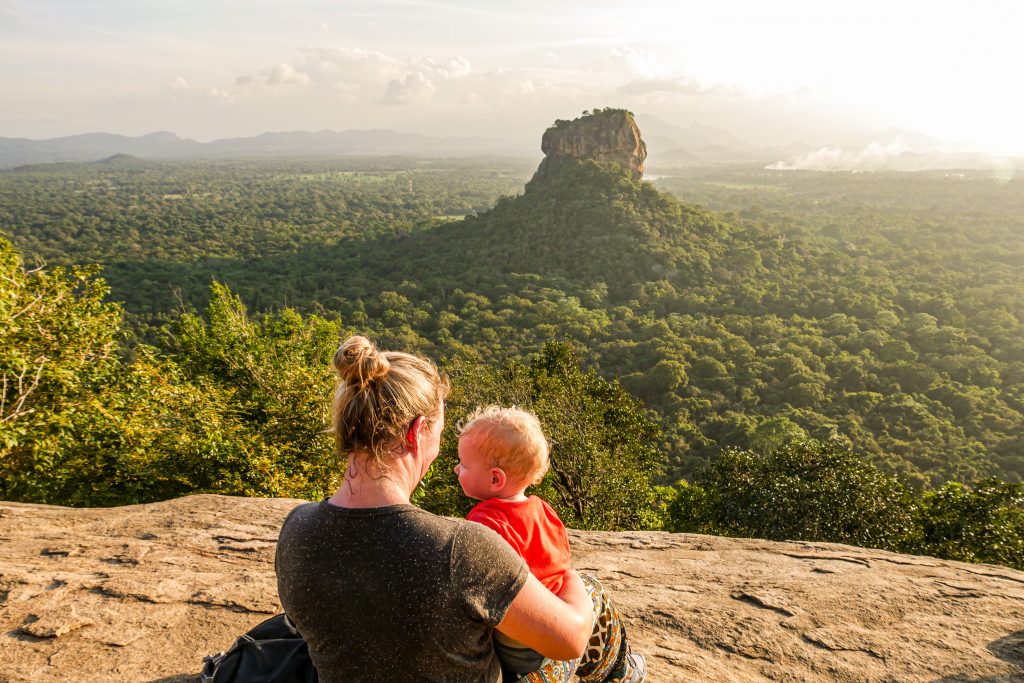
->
[170,76,233,100]
[380,71,436,105]
[236,63,312,88]
[596,46,666,79]
[411,55,472,79]
[331,80,360,101]
[764,135,1008,171]
[266,63,311,86]
[618,76,706,96]
[304,46,402,78]
[767,143,906,170]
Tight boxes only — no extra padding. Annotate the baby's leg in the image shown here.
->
[512,574,645,683]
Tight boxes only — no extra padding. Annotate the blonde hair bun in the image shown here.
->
[334,335,391,389]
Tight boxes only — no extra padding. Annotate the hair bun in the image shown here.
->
[334,335,391,389]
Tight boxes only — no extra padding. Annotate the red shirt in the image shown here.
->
[466,496,571,594]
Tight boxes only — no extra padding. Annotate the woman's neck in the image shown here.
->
[328,454,415,508]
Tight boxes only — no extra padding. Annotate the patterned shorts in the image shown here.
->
[510,574,637,683]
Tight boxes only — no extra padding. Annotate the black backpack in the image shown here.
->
[200,614,317,683]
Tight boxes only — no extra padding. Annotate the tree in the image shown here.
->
[1,236,123,502]
[169,282,346,500]
[669,439,918,551]
[915,479,1024,570]
[0,238,254,504]
[420,342,663,530]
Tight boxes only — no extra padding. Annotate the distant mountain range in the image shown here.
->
[1,117,1017,172]
[0,129,537,169]
[638,114,812,166]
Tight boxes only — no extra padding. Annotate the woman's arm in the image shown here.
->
[495,569,592,661]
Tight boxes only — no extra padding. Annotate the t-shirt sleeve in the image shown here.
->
[450,520,530,628]
[467,505,525,556]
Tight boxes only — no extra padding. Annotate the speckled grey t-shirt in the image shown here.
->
[276,500,530,683]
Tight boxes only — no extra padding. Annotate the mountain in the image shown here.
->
[0,131,200,169]
[0,129,533,169]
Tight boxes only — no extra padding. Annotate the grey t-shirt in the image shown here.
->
[276,500,530,683]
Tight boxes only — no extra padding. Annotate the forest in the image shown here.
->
[2,153,1022,569]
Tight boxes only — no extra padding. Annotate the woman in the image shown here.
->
[276,336,645,682]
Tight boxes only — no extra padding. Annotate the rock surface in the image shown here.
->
[533,109,647,182]
[1,495,1023,682]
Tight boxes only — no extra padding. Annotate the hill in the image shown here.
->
[0,495,1021,682]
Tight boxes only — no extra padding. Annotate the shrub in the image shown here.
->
[669,439,918,551]
[915,479,1024,570]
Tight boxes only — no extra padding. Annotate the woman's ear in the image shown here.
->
[406,416,425,449]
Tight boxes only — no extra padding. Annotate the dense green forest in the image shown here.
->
[2,156,1023,489]
[2,152,1023,568]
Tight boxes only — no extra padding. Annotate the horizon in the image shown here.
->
[2,1,1023,157]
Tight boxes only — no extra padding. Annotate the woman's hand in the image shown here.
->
[495,569,593,661]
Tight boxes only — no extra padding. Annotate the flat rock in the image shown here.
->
[0,495,1022,682]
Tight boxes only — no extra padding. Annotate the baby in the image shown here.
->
[455,405,571,676]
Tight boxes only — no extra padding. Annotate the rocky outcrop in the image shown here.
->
[532,109,647,182]
[1,495,1024,682]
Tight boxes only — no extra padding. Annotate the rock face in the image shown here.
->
[2,495,1024,682]
[533,109,647,182]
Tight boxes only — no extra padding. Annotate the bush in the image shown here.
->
[418,342,663,531]
[668,439,918,551]
[915,479,1024,570]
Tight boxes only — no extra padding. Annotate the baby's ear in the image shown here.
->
[490,467,507,492]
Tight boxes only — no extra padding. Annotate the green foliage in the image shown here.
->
[5,159,1023,489]
[915,479,1024,569]
[419,342,662,531]
[668,439,919,552]
[0,236,250,504]
[0,240,346,505]
[169,283,346,499]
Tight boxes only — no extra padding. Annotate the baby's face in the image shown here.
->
[455,434,496,500]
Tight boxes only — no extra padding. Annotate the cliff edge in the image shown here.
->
[532,109,647,183]
[1,495,1022,682]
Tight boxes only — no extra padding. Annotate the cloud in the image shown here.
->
[380,71,436,105]
[304,46,403,79]
[296,47,476,106]
[267,63,311,86]
[593,46,666,79]
[331,80,360,101]
[767,143,907,170]
[764,136,1008,171]
[411,56,472,79]
[618,76,706,96]
[236,63,311,88]
[170,76,233,100]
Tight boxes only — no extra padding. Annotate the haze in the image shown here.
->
[2,0,1022,156]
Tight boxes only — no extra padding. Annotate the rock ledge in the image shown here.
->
[1,495,1023,682]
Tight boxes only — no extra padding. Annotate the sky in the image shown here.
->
[2,0,1022,155]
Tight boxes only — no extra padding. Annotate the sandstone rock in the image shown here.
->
[18,606,92,639]
[0,495,1023,681]
[532,109,647,183]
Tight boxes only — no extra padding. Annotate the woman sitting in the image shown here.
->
[275,336,646,682]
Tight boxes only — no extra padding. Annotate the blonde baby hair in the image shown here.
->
[459,405,550,486]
